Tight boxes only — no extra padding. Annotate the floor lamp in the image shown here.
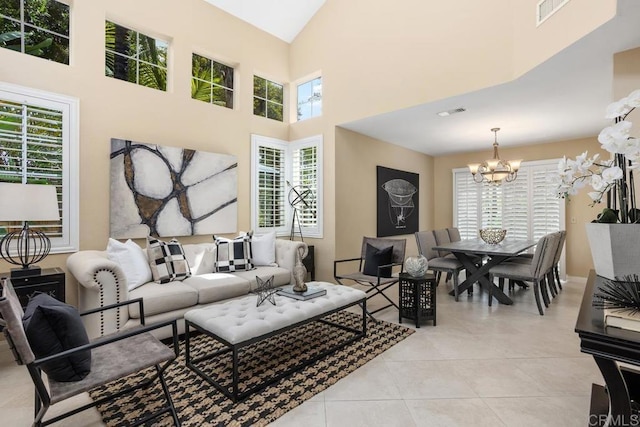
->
[0,183,60,278]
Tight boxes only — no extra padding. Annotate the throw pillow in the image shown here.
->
[146,236,192,284]
[214,232,254,272]
[106,238,152,291]
[23,293,91,382]
[362,243,394,278]
[244,230,276,266]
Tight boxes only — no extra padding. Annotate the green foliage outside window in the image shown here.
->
[0,0,70,64]
[105,21,167,91]
[191,53,234,108]
[253,75,283,122]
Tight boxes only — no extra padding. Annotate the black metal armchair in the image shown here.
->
[0,279,181,427]
[334,237,406,319]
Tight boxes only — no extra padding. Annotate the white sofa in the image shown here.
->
[66,239,307,339]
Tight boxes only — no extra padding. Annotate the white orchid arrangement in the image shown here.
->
[555,89,640,223]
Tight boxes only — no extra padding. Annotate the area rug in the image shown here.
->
[90,311,414,427]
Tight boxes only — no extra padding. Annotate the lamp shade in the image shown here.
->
[0,183,60,221]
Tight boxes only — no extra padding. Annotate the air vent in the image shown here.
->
[537,0,570,26]
[437,107,466,117]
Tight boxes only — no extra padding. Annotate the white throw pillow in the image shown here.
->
[247,230,277,266]
[106,238,152,291]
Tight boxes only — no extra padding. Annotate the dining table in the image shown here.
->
[432,238,536,305]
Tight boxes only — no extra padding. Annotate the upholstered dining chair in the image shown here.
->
[488,234,552,315]
[0,279,181,427]
[334,236,406,319]
[415,230,467,301]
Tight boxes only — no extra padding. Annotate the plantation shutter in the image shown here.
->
[453,171,479,240]
[453,159,564,243]
[251,134,323,238]
[291,145,318,231]
[531,165,561,240]
[257,145,285,229]
[481,183,503,229]
[501,168,529,241]
[0,99,63,238]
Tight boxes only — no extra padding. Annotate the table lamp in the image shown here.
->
[0,183,60,278]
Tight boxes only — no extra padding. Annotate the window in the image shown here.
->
[105,21,168,91]
[0,0,70,64]
[297,77,322,121]
[251,134,323,238]
[253,76,283,121]
[192,53,234,108]
[0,81,79,254]
[453,159,564,241]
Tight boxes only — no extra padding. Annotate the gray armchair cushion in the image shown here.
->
[23,294,91,382]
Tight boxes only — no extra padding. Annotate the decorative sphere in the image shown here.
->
[405,255,429,277]
[479,228,507,244]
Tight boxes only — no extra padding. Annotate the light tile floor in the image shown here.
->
[0,277,603,426]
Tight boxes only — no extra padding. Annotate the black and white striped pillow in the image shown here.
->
[146,236,192,284]
[214,233,254,272]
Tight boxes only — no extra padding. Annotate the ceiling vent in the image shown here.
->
[537,0,570,26]
[437,107,466,117]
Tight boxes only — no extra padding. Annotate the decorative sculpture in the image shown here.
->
[292,246,308,293]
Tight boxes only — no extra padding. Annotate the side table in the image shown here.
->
[1,268,66,308]
[399,272,436,327]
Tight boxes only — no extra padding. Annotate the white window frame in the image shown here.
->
[0,81,79,254]
[452,158,566,277]
[294,73,322,122]
[191,52,236,109]
[251,134,323,238]
[253,75,285,122]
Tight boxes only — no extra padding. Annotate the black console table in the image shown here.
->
[576,270,640,426]
[0,267,66,309]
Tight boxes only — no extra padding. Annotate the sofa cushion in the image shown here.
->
[128,281,198,318]
[214,233,254,272]
[147,237,192,283]
[232,266,292,291]
[106,238,152,291]
[183,273,251,304]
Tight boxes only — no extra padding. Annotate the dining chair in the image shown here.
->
[0,279,181,426]
[334,236,406,319]
[415,230,466,301]
[488,234,551,315]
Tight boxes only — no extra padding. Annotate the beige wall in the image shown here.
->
[432,137,607,277]
[0,0,290,304]
[0,0,628,303]
[334,127,434,268]
[291,0,617,125]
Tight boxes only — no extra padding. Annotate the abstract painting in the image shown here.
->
[110,138,237,238]
[377,166,419,237]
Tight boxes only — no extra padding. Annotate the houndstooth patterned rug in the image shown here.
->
[90,311,414,426]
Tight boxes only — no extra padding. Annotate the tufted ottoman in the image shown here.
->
[184,282,366,401]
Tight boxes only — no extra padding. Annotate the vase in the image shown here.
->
[405,255,429,277]
[585,223,640,279]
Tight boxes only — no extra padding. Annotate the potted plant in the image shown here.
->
[555,89,640,279]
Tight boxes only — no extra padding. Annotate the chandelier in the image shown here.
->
[468,128,522,184]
